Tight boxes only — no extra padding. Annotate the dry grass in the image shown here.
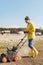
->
[0,34,43,54]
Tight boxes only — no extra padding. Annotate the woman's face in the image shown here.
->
[25,20,30,23]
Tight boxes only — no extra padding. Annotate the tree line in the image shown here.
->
[0,28,43,34]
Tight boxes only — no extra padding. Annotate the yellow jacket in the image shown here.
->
[26,22,35,39]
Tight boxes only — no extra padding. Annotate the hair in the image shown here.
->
[25,16,30,20]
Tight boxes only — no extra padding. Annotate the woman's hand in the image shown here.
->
[24,30,29,33]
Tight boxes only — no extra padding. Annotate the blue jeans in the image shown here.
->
[28,39,33,48]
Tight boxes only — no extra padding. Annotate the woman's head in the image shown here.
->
[25,16,30,23]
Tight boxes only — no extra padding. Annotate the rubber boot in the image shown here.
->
[29,48,35,57]
[32,47,38,56]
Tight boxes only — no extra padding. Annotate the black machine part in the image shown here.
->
[1,53,7,58]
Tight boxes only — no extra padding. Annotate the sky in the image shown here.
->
[0,0,43,28]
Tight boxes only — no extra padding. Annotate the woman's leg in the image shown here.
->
[28,39,33,48]
[28,39,38,57]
